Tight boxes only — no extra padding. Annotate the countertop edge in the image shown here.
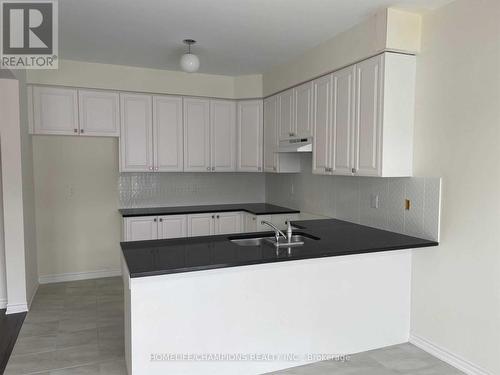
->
[127,241,438,278]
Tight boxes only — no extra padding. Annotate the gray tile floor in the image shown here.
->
[5,277,464,375]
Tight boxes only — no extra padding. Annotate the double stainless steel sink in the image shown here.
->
[229,233,319,248]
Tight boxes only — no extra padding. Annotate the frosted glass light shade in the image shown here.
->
[180,53,200,73]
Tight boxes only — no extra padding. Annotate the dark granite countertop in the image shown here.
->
[121,219,438,278]
[119,203,300,217]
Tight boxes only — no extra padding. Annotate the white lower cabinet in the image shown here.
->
[187,213,215,237]
[158,215,187,239]
[188,212,242,236]
[123,212,298,240]
[123,215,187,241]
[216,212,242,235]
[123,216,158,242]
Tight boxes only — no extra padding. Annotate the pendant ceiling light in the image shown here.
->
[180,39,200,73]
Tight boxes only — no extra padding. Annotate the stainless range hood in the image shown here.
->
[278,137,312,153]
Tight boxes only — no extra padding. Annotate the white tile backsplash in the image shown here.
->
[119,155,442,241]
[119,172,265,208]
[266,154,441,241]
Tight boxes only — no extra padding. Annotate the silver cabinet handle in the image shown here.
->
[74,128,78,133]
[159,218,163,222]
[155,167,159,171]
[212,167,215,171]
[206,167,211,171]
[153,218,157,222]
[149,166,153,171]
[211,215,215,219]
[216,215,220,219]
[80,129,84,134]
[352,168,357,174]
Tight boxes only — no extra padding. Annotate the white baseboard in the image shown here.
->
[39,269,122,284]
[6,302,28,314]
[0,298,7,309]
[410,333,493,375]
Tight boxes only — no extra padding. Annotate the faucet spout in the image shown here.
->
[260,220,288,243]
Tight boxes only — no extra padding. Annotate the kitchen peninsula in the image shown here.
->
[120,216,437,375]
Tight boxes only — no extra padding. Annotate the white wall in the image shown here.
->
[0,152,6,309]
[12,70,39,306]
[0,78,28,313]
[27,60,263,99]
[33,136,121,282]
[262,8,422,96]
[411,0,500,374]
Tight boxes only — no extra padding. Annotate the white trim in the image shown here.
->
[6,302,28,314]
[410,334,493,375]
[38,269,122,284]
[0,298,7,309]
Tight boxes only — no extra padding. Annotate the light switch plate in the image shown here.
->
[370,194,379,209]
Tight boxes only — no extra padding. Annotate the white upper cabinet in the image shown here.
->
[294,81,313,138]
[120,93,153,172]
[264,95,301,174]
[158,215,187,239]
[153,95,183,172]
[278,89,295,139]
[312,74,332,175]
[312,52,415,177]
[332,65,356,175]
[33,86,79,135]
[237,100,263,172]
[353,53,416,177]
[210,100,236,172]
[183,98,211,172]
[263,96,279,173]
[354,56,382,176]
[78,89,120,137]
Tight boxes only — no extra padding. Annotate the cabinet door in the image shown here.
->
[124,217,158,241]
[263,96,279,173]
[332,66,356,175]
[78,89,120,137]
[158,215,187,239]
[210,100,236,172]
[278,89,295,139]
[312,74,332,175]
[120,93,153,172]
[33,86,78,135]
[153,95,183,172]
[237,100,263,172]
[354,55,383,176]
[187,213,215,237]
[294,82,313,138]
[215,212,242,235]
[184,98,211,172]
[244,213,258,233]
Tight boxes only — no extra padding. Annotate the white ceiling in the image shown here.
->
[59,0,454,76]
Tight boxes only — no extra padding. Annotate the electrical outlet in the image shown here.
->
[405,199,411,210]
[370,194,379,209]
